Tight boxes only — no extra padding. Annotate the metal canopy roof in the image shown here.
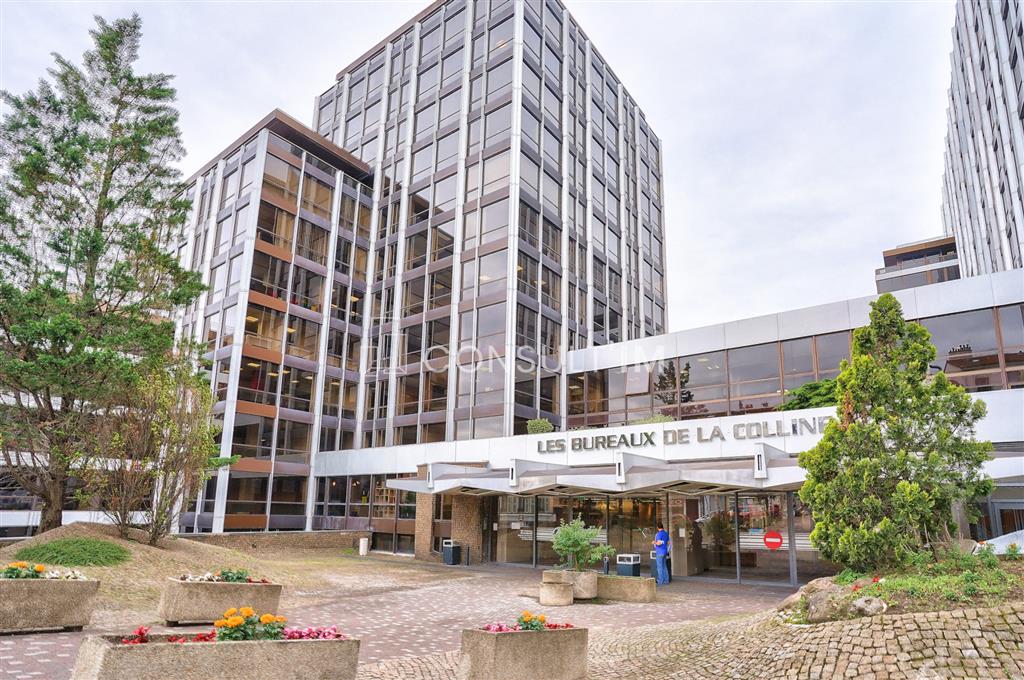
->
[388,448,806,497]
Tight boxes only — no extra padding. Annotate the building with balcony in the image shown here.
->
[874,235,960,293]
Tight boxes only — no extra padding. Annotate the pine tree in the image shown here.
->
[798,294,993,571]
[0,15,203,532]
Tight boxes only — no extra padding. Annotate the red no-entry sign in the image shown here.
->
[763,530,783,551]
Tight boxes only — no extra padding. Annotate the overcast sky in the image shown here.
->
[1,0,958,330]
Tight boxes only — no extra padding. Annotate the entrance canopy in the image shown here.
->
[387,446,806,497]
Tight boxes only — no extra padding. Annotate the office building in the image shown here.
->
[942,0,1024,275]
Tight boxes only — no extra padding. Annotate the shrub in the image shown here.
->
[15,537,130,566]
[1006,543,1022,561]
[526,418,555,434]
[798,294,992,572]
[218,568,251,583]
[551,515,615,571]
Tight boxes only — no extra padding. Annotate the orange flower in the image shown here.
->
[34,564,45,573]
[537,614,546,623]
[223,608,238,617]
[274,615,287,623]
[225,616,245,628]
[213,619,227,628]
[239,607,255,618]
[521,611,533,622]
[10,562,28,569]
[259,614,276,625]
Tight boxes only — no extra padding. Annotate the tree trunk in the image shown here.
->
[37,479,66,534]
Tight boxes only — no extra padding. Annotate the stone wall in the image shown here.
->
[451,495,484,565]
[414,492,438,563]
[182,530,370,553]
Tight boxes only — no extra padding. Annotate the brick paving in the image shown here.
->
[0,561,781,679]
[2,559,1022,679]
[360,603,1024,679]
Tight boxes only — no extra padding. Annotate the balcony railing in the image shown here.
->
[875,252,958,275]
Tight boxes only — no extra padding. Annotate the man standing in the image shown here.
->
[653,520,670,585]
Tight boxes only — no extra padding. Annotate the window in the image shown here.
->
[244,304,284,351]
[286,316,320,360]
[433,174,457,213]
[478,250,508,297]
[485,104,512,146]
[279,368,315,412]
[480,199,509,244]
[439,89,461,128]
[486,60,513,99]
[290,267,324,311]
[814,332,850,379]
[482,151,510,195]
[251,252,289,299]
[514,307,537,357]
[237,359,280,405]
[441,49,463,88]
[296,219,328,265]
[517,252,539,297]
[522,109,540,148]
[415,104,436,140]
[489,18,513,54]
[263,155,300,203]
[418,64,439,98]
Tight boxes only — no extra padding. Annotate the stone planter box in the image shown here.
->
[539,582,573,606]
[457,627,588,680]
[541,569,597,599]
[0,578,99,633]
[156,578,283,625]
[71,634,360,680]
[596,574,656,603]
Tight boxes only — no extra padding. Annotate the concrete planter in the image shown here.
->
[156,579,283,625]
[71,634,360,680]
[539,582,573,606]
[0,578,99,633]
[541,569,597,599]
[457,627,588,680]
[596,575,656,603]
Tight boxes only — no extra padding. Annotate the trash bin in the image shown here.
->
[649,551,672,582]
[442,539,461,566]
[616,553,641,577]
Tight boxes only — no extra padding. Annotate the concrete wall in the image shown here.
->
[182,530,369,553]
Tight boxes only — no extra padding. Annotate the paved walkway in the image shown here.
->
[0,562,784,679]
[360,603,1024,679]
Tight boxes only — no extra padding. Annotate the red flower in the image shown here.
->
[852,584,862,592]
[872,576,880,583]
[121,626,150,645]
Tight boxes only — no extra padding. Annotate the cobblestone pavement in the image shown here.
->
[0,561,783,679]
[360,603,1024,679]
[7,559,1020,679]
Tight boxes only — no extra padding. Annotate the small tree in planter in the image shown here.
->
[550,516,615,599]
[704,512,736,567]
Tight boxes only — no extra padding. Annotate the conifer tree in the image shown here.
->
[0,15,203,532]
[798,294,992,571]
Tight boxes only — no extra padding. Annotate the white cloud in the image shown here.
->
[1,0,958,330]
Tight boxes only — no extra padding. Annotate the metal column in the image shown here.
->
[734,491,741,582]
[786,491,798,587]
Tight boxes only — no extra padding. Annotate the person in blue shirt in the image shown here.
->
[652,521,670,586]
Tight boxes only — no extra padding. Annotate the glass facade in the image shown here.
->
[313,0,668,442]
[568,305,1024,429]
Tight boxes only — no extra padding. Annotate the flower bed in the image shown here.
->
[157,569,281,625]
[0,561,98,633]
[458,611,587,680]
[71,608,357,680]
